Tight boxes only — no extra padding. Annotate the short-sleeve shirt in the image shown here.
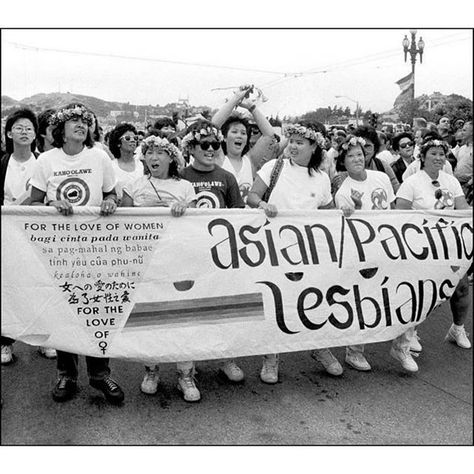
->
[111,158,144,200]
[3,154,37,205]
[180,165,244,209]
[123,175,196,207]
[30,147,116,206]
[396,170,464,210]
[335,170,395,210]
[402,158,453,182]
[258,159,332,210]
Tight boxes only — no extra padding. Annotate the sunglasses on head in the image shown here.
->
[199,141,221,151]
[121,135,137,142]
[399,141,413,149]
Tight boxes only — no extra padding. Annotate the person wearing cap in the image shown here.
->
[29,103,125,405]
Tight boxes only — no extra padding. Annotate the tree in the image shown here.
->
[432,94,473,123]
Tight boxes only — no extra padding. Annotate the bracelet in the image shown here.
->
[248,104,256,113]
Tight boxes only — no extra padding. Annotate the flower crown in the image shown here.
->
[341,135,366,151]
[49,105,94,127]
[284,123,325,147]
[420,139,449,156]
[141,135,180,161]
[181,125,223,151]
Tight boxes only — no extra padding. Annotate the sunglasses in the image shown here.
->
[199,141,221,151]
[431,180,440,188]
[399,141,414,149]
[121,135,137,142]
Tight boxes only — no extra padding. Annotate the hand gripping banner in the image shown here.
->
[1,207,472,363]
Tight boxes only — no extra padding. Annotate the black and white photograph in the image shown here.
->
[1,2,472,470]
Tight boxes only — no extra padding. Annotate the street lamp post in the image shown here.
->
[335,95,359,126]
[402,29,425,99]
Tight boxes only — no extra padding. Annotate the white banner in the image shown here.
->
[1,207,472,363]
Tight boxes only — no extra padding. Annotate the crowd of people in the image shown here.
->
[1,84,472,405]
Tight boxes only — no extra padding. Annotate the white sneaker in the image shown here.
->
[260,354,279,384]
[390,347,418,373]
[445,324,471,349]
[221,360,245,382]
[38,347,57,359]
[345,350,371,371]
[410,331,422,353]
[1,345,13,365]
[311,349,343,376]
[177,374,201,402]
[140,367,159,394]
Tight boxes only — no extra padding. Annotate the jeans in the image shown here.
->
[57,350,110,381]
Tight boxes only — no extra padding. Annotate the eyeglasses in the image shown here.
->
[121,135,137,142]
[431,180,440,188]
[12,126,35,133]
[199,141,221,151]
[250,128,261,136]
[399,141,414,149]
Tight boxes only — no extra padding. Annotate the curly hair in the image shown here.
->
[391,132,414,152]
[5,108,38,154]
[108,123,137,158]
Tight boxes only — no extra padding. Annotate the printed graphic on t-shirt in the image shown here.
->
[195,190,220,208]
[371,188,389,210]
[239,182,251,201]
[56,177,91,205]
[434,189,455,209]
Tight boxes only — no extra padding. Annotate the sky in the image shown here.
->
[2,28,472,117]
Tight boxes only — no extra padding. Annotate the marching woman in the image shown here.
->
[334,135,418,373]
[396,138,471,352]
[247,121,344,383]
[29,103,125,404]
[120,135,201,402]
[212,84,275,202]
[107,123,144,203]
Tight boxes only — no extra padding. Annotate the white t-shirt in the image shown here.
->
[111,158,144,200]
[402,157,453,182]
[123,175,196,207]
[335,170,395,210]
[320,148,337,181]
[30,147,116,206]
[396,170,464,210]
[221,154,253,202]
[377,149,396,165]
[258,159,332,210]
[3,154,37,205]
[454,144,473,184]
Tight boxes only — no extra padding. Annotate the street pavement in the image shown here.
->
[1,290,472,445]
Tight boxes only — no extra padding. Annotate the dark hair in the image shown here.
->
[335,135,367,172]
[141,133,180,180]
[289,120,325,175]
[5,108,38,154]
[36,108,56,152]
[51,102,95,148]
[419,139,449,169]
[90,112,101,142]
[354,125,380,155]
[221,114,250,156]
[153,116,176,131]
[184,119,221,147]
[421,129,441,142]
[108,123,137,158]
[391,132,414,152]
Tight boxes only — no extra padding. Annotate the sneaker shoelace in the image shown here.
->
[57,377,69,389]
[103,376,119,392]
[181,376,196,389]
